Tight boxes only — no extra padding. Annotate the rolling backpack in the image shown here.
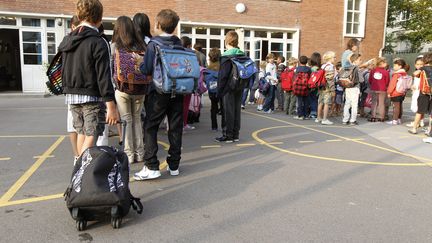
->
[228,56,258,91]
[45,52,63,95]
[396,74,413,94]
[151,39,201,98]
[292,72,309,96]
[281,67,295,91]
[114,48,149,95]
[203,69,219,95]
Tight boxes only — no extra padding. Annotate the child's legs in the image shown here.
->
[323,92,333,120]
[183,94,192,126]
[377,92,386,120]
[116,90,135,162]
[350,89,360,122]
[284,91,290,113]
[296,96,304,117]
[166,94,185,170]
[210,95,219,129]
[392,101,401,121]
[308,90,318,116]
[131,94,145,161]
[343,92,353,122]
[71,103,104,155]
[289,92,296,115]
[67,105,79,157]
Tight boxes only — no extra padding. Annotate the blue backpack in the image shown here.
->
[229,56,258,91]
[203,69,219,94]
[151,40,201,97]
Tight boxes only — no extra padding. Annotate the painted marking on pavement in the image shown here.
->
[299,141,315,144]
[201,145,222,149]
[33,155,55,159]
[0,157,11,161]
[326,139,343,142]
[236,143,256,147]
[0,136,65,204]
[266,142,284,145]
[158,141,170,151]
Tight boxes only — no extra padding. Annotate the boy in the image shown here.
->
[293,56,311,120]
[284,57,298,116]
[60,0,118,157]
[134,9,183,180]
[342,54,364,125]
[276,56,286,111]
[215,31,245,143]
[316,51,336,125]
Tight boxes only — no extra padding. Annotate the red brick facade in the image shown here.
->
[0,0,387,60]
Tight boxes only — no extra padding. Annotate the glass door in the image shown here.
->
[20,28,46,92]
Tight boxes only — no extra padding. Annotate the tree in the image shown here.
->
[387,0,432,52]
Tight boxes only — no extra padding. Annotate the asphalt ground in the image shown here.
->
[0,95,432,242]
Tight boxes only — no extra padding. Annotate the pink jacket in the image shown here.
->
[369,67,390,92]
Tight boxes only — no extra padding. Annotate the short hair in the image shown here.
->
[208,48,221,63]
[350,53,361,63]
[299,56,308,65]
[70,15,81,29]
[347,38,360,51]
[375,57,387,67]
[76,0,103,24]
[225,31,239,48]
[423,52,432,65]
[156,9,179,34]
[287,57,298,66]
[266,53,276,61]
[180,36,191,48]
[322,51,336,62]
[277,56,286,63]
[335,61,342,69]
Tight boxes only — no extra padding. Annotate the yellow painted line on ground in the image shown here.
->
[158,141,170,151]
[377,137,391,140]
[0,136,65,204]
[244,111,432,164]
[347,138,365,141]
[398,136,410,139]
[201,145,222,149]
[251,126,428,167]
[326,139,343,142]
[0,193,64,208]
[0,135,66,138]
[0,157,11,161]
[266,142,284,145]
[299,141,315,144]
[33,155,55,159]
[236,143,256,147]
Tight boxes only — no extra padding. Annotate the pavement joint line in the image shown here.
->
[0,157,11,161]
[0,136,65,204]
[244,111,432,164]
[201,145,222,149]
[33,155,55,159]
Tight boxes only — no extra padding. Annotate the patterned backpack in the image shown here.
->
[114,48,149,95]
[293,72,310,96]
[45,52,63,95]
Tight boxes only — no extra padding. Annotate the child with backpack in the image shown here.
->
[282,57,298,115]
[60,0,119,156]
[387,58,411,125]
[307,52,321,119]
[293,56,311,120]
[407,57,425,128]
[368,57,390,122]
[135,9,191,180]
[262,53,278,114]
[205,48,223,131]
[276,56,286,111]
[341,54,364,125]
[316,51,336,125]
[256,61,268,111]
[112,16,147,164]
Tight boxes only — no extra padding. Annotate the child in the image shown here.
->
[276,55,286,111]
[284,57,298,116]
[262,53,278,113]
[387,58,410,125]
[316,51,336,125]
[331,62,343,117]
[293,56,311,120]
[60,0,118,157]
[308,52,321,119]
[342,54,364,125]
[368,57,390,122]
[206,48,223,131]
[409,52,432,134]
[407,57,425,128]
[358,59,374,118]
[134,9,183,180]
[256,61,267,111]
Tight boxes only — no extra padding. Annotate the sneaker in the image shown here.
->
[233,137,240,142]
[420,120,425,127]
[133,166,161,180]
[215,136,234,143]
[247,101,255,105]
[321,119,334,125]
[166,166,179,176]
[349,121,359,126]
[310,114,317,119]
[386,120,398,125]
[241,105,245,110]
[315,118,321,123]
[342,121,349,125]
[293,116,304,120]
[423,137,432,144]
[397,119,402,125]
[184,124,195,130]
[264,110,273,114]
[406,122,415,128]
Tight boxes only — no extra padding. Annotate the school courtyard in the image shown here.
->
[0,95,431,242]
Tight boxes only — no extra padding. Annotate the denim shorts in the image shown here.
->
[70,102,106,136]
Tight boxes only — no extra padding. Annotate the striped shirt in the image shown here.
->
[65,94,103,105]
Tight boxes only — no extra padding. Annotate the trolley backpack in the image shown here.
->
[45,52,63,95]
[280,67,295,91]
[151,39,200,98]
[396,74,413,93]
[64,122,143,231]
[228,56,258,91]
[203,69,219,94]
[338,66,359,88]
[292,72,310,96]
[114,48,149,95]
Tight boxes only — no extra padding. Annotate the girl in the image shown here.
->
[112,16,147,164]
[133,13,152,45]
[407,57,425,128]
[368,57,390,122]
[387,58,410,125]
[262,53,278,113]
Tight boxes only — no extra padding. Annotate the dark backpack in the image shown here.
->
[45,52,63,95]
[281,67,295,91]
[293,72,309,96]
[114,48,149,95]
[229,56,258,91]
[338,66,359,88]
[203,69,219,94]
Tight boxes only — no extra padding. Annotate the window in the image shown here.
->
[181,26,192,34]
[344,0,367,37]
[271,42,284,58]
[271,32,284,39]
[22,31,42,64]
[195,27,207,35]
[47,19,55,28]
[254,31,267,38]
[102,21,114,31]
[244,41,250,57]
[22,18,41,27]
[0,16,16,25]
[286,44,293,59]
[195,39,207,53]
[210,28,221,35]
[47,32,56,63]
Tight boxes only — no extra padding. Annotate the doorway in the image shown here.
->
[0,29,22,91]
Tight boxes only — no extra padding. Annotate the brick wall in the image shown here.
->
[0,0,387,61]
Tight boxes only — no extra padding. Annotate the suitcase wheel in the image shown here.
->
[111,217,122,229]
[76,220,87,231]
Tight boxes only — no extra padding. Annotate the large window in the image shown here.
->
[47,32,56,63]
[344,0,367,38]
[22,31,42,65]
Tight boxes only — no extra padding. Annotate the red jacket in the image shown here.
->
[387,70,407,98]
[369,67,390,92]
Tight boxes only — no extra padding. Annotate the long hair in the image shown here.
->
[133,13,152,40]
[309,52,321,67]
[112,16,145,52]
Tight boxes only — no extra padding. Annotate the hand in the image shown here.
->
[413,70,421,77]
[106,101,119,125]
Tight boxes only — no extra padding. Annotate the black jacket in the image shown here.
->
[217,54,246,98]
[58,26,114,101]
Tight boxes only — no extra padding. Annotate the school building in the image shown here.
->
[0,0,388,93]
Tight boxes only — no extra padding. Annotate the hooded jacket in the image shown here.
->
[58,25,114,101]
[217,48,245,98]
[369,67,390,92]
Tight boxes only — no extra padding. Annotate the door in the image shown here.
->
[20,28,46,92]
[0,29,22,91]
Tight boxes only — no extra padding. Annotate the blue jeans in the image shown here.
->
[263,85,276,112]
[308,89,318,117]
[297,96,308,117]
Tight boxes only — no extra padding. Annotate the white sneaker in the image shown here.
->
[420,120,425,127]
[423,137,432,144]
[184,124,195,130]
[133,166,161,180]
[166,166,179,176]
[321,119,334,125]
[315,118,321,123]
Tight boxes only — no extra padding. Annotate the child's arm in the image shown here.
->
[106,101,119,125]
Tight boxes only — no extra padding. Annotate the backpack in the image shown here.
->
[396,74,413,93]
[189,93,201,113]
[338,66,358,88]
[203,69,219,94]
[114,49,149,95]
[293,72,309,96]
[196,67,208,95]
[307,67,327,89]
[420,70,432,95]
[45,52,63,95]
[151,39,201,97]
[258,72,271,95]
[281,67,295,91]
[229,56,258,91]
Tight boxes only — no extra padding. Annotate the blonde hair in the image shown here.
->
[266,53,276,61]
[260,61,267,70]
[322,51,336,62]
[287,57,298,66]
[375,57,387,67]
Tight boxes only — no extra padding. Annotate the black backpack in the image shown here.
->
[64,146,143,231]
[45,52,63,95]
